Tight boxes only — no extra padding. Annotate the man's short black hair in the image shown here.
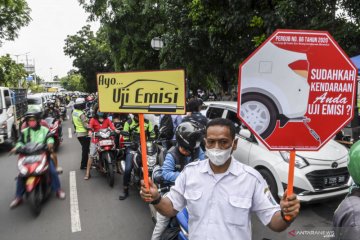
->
[186,99,201,112]
[206,118,236,140]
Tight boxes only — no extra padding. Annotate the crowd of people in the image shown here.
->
[8,90,360,239]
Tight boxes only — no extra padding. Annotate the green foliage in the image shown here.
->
[0,0,31,42]
[75,0,360,92]
[60,73,86,92]
[0,54,27,87]
[28,82,45,93]
[64,25,114,92]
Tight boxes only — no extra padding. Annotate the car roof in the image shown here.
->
[204,101,237,109]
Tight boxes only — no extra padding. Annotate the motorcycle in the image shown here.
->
[44,117,62,150]
[119,132,166,189]
[59,104,67,120]
[16,142,52,216]
[92,128,118,187]
[150,167,189,239]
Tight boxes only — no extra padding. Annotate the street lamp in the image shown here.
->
[151,37,164,50]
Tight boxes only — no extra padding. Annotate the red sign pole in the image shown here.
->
[139,114,150,193]
[285,150,296,221]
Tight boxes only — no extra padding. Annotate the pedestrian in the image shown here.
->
[221,91,232,101]
[333,141,360,239]
[140,118,300,239]
[182,99,208,128]
[72,98,90,170]
[208,90,217,101]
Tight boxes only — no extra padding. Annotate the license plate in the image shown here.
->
[99,140,113,146]
[324,175,346,186]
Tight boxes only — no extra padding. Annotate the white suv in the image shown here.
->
[203,101,350,202]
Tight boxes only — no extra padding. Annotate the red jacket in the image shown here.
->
[89,118,115,143]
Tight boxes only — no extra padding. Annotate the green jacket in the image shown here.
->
[16,126,54,149]
[72,109,87,133]
[123,118,155,141]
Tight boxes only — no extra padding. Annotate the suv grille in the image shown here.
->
[305,167,349,190]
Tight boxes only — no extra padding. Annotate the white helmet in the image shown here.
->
[75,98,85,104]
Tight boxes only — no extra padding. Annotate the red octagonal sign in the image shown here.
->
[238,29,358,151]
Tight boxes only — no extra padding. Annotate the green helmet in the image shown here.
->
[348,141,360,185]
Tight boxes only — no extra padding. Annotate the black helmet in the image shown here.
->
[24,110,42,123]
[176,121,203,152]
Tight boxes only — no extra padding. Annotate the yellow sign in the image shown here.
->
[97,70,185,114]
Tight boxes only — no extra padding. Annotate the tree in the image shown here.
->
[0,54,27,87]
[0,0,31,43]
[64,25,114,92]
[77,0,360,92]
[60,73,86,92]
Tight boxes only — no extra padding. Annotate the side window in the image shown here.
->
[4,90,11,108]
[207,107,224,119]
[226,110,241,128]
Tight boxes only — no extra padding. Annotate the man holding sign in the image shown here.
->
[140,118,300,239]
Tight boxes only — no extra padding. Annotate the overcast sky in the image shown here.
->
[0,0,99,82]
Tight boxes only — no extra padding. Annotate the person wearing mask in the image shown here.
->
[84,111,118,180]
[72,98,90,170]
[333,141,360,239]
[151,121,205,240]
[141,118,300,239]
[9,111,66,208]
[119,114,156,200]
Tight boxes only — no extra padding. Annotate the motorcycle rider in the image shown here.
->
[9,111,66,209]
[44,102,63,139]
[72,98,90,170]
[151,121,205,240]
[119,114,156,200]
[84,111,118,180]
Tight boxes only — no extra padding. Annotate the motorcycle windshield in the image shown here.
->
[21,143,46,155]
[45,117,55,126]
[23,155,43,164]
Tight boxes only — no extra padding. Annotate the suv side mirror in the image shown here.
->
[239,129,251,139]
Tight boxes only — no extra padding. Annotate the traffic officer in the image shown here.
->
[119,114,156,200]
[72,98,90,169]
[140,118,300,239]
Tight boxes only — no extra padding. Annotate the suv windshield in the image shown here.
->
[27,98,41,105]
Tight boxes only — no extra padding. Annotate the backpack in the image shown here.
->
[159,115,174,140]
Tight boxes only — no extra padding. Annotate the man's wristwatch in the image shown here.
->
[281,210,294,224]
[150,195,162,205]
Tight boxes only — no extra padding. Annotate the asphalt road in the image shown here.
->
[0,115,345,240]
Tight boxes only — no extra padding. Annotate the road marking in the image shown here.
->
[68,128,72,139]
[67,115,70,120]
[70,171,82,233]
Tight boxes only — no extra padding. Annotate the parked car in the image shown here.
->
[203,101,350,202]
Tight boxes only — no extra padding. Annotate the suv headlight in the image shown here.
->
[280,151,309,169]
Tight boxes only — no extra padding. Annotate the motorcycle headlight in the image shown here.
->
[35,155,47,174]
[147,155,157,167]
[18,157,28,175]
[280,151,309,169]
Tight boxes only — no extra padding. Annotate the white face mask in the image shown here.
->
[206,146,233,166]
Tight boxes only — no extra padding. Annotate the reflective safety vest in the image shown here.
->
[72,109,87,133]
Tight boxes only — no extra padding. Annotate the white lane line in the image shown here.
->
[68,128,72,139]
[70,171,82,233]
[67,115,70,120]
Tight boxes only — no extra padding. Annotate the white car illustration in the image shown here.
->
[240,42,310,139]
